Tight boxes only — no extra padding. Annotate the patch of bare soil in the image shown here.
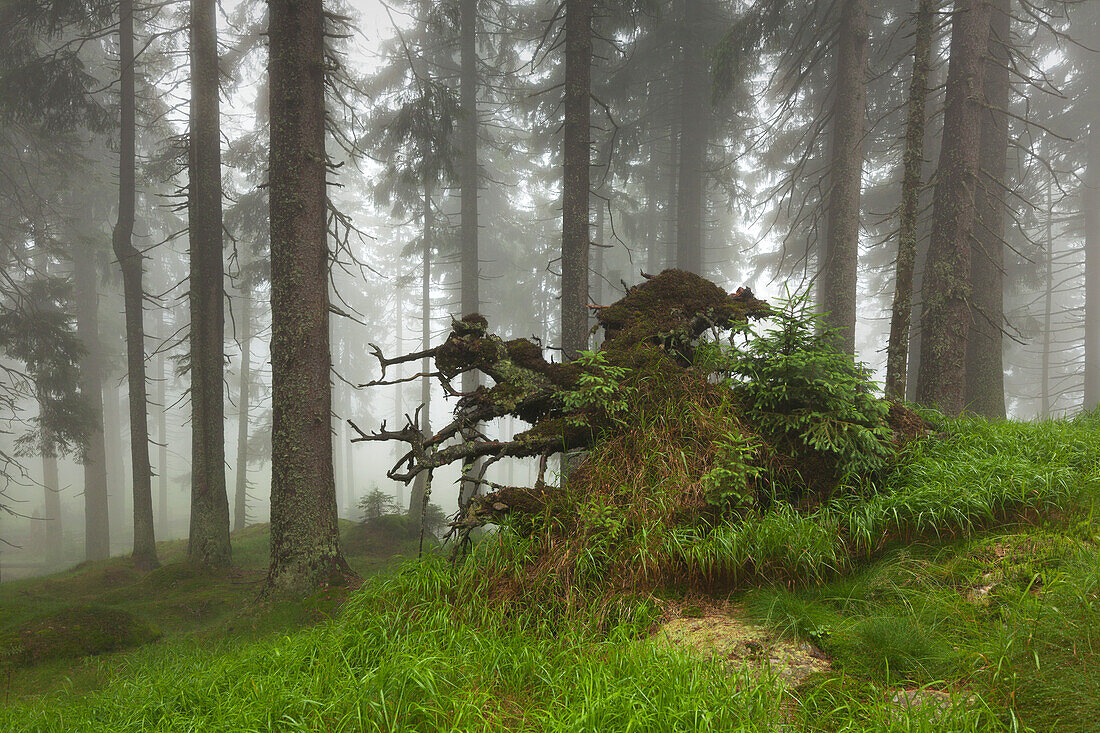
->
[654,603,830,687]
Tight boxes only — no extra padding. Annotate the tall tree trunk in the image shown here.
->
[104,371,127,545]
[40,435,61,565]
[665,118,679,270]
[915,0,992,415]
[561,0,592,360]
[885,0,935,399]
[113,0,158,570]
[646,167,660,274]
[344,416,355,516]
[1084,111,1100,410]
[1041,181,1053,418]
[265,0,347,595]
[409,185,433,518]
[963,0,1008,418]
[458,0,480,507]
[593,195,605,308]
[459,0,479,323]
[187,0,230,566]
[675,0,707,275]
[233,287,252,533]
[393,288,404,511]
[154,311,168,535]
[72,243,109,560]
[820,0,869,354]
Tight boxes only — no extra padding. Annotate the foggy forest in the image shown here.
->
[2,0,1100,729]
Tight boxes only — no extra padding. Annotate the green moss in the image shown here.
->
[0,605,160,668]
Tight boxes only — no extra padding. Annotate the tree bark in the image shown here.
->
[409,184,433,518]
[675,0,707,275]
[458,0,480,507]
[820,0,869,354]
[104,369,127,544]
[561,0,592,361]
[645,165,660,274]
[1084,102,1100,410]
[187,0,231,566]
[265,0,347,595]
[963,0,1008,418]
[113,0,158,569]
[915,0,992,415]
[233,286,252,532]
[72,242,109,560]
[665,117,679,270]
[155,310,168,535]
[1041,181,1053,418]
[40,439,61,565]
[885,0,935,399]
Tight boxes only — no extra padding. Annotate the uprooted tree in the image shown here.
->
[352,269,925,587]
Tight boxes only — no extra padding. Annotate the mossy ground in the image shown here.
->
[0,519,410,702]
[1,416,1098,730]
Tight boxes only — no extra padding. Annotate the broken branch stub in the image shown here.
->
[353,269,770,508]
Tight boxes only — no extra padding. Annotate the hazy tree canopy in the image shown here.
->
[0,0,1095,590]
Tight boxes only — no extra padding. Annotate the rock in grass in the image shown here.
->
[0,605,160,667]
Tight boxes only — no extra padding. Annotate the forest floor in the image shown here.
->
[2,418,1099,731]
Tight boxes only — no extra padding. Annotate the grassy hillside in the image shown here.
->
[2,415,1099,731]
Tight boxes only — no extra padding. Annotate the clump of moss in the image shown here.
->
[1,605,160,668]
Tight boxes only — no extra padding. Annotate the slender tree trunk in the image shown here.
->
[674,0,708,275]
[915,0,992,415]
[458,0,481,506]
[885,0,935,399]
[593,195,605,308]
[665,118,679,270]
[344,420,355,516]
[1041,181,1053,418]
[104,372,127,545]
[561,0,592,360]
[265,0,347,595]
[155,311,168,535]
[40,437,61,565]
[187,0,230,566]
[963,0,1008,418]
[72,243,109,560]
[113,0,157,569]
[393,289,405,511]
[646,168,660,274]
[820,0,869,354]
[1084,113,1100,410]
[459,0,479,322]
[233,287,252,532]
[410,185,433,518]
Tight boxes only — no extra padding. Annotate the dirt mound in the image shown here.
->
[655,603,830,687]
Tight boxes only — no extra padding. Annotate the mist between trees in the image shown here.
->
[0,0,1096,590]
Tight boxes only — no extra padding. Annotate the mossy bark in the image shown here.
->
[561,0,592,361]
[915,0,992,415]
[885,0,935,399]
[962,0,1008,419]
[264,0,348,596]
[820,0,869,355]
[72,241,109,561]
[186,0,231,566]
[112,0,158,570]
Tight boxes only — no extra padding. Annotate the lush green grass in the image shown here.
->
[1,415,1098,730]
